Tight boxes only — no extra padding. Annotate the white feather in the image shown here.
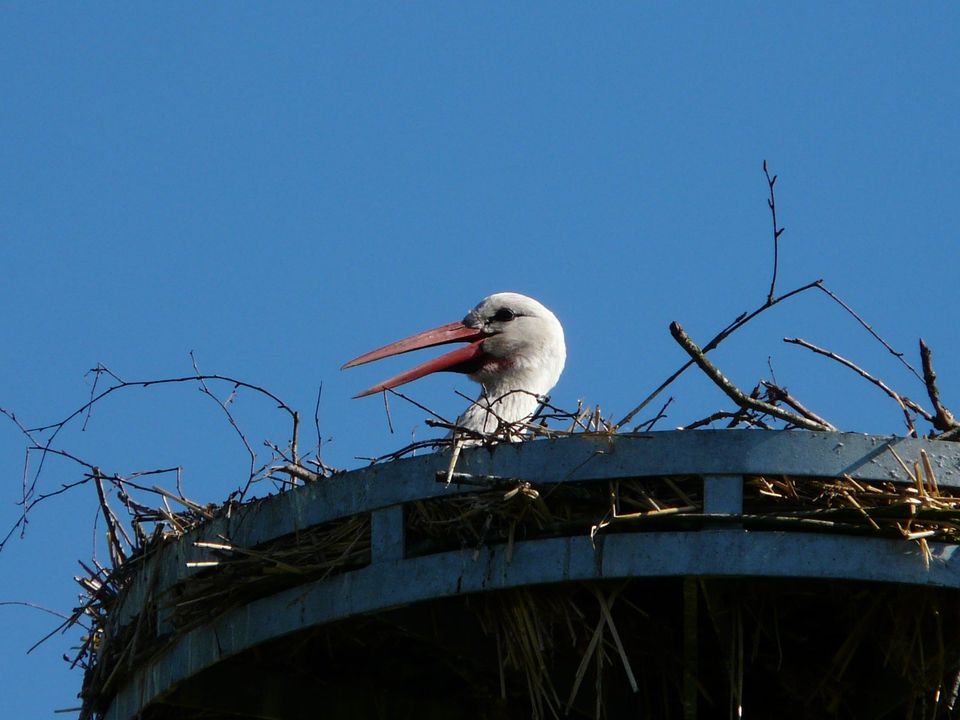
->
[455,292,566,437]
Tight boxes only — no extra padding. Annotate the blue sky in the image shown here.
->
[2,4,958,716]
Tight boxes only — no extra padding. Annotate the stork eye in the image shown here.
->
[492,308,516,322]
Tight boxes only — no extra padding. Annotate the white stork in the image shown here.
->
[343,292,566,438]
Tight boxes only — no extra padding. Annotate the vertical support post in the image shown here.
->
[702,475,744,515]
[371,505,405,562]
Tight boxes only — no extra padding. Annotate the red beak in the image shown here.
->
[342,321,488,398]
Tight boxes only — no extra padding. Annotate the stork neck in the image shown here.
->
[456,382,542,437]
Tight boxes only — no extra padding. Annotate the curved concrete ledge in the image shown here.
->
[99,431,960,719]
[106,529,960,719]
[112,431,960,623]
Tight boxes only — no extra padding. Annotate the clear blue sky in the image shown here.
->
[2,4,958,716]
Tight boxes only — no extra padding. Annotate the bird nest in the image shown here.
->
[69,441,960,719]
[13,167,960,718]
[36,338,960,719]
[75,510,371,718]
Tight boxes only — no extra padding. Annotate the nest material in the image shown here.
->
[408,448,960,559]
[407,475,702,558]
[742,447,960,566]
[78,513,371,718]
[169,512,371,633]
[77,445,960,719]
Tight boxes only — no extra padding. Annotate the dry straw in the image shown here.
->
[72,438,960,718]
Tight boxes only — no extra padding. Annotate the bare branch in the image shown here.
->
[670,322,831,431]
[919,338,959,434]
[190,352,258,499]
[938,427,960,442]
[29,369,296,436]
[291,411,300,466]
[681,410,743,431]
[309,383,336,477]
[815,284,922,381]
[359,437,454,464]
[385,388,451,425]
[615,279,824,430]
[381,390,395,434]
[314,383,323,462]
[727,385,776,429]
[0,601,74,623]
[784,337,931,435]
[763,160,786,303]
[92,468,127,567]
[451,388,574,439]
[276,464,322,483]
[681,387,774,431]
[0,441,100,553]
[760,381,837,431]
[632,396,674,432]
[8,362,298,514]
[82,364,109,431]
[264,438,292,465]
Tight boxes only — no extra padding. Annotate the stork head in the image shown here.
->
[342,292,566,400]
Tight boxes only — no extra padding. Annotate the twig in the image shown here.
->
[385,388,450,425]
[920,339,958,434]
[314,383,324,466]
[358,437,453,464]
[632,397,673,432]
[82,364,119,431]
[3,447,181,554]
[767,356,779,387]
[92,469,127,567]
[615,279,823,430]
[670,322,831,431]
[0,407,46,507]
[784,337,933,434]
[0,600,74,622]
[722,386,776,430]
[145,484,210,516]
[30,367,297,435]
[763,160,786,303]
[450,389,576,440]
[760,381,837,431]
[11,363,298,513]
[728,414,774,431]
[190,352,258,499]
[2,476,94,552]
[23,444,97,473]
[681,410,744,431]
[127,466,184,482]
[276,464,321,483]
[26,615,75,656]
[19,445,29,540]
[291,411,300,466]
[526,395,552,426]
[264,439,293,465]
[593,587,638,693]
[816,284,922,381]
[381,390,395,434]
[0,443,103,551]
